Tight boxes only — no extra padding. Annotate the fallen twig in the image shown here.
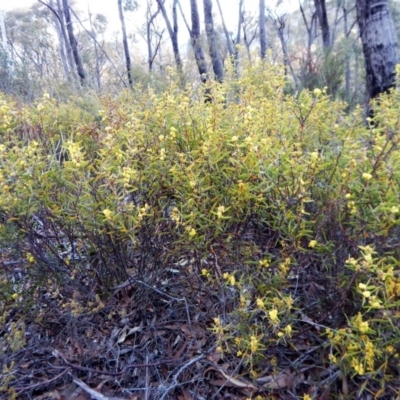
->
[14,368,70,393]
[53,349,182,377]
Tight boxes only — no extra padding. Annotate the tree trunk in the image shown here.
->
[62,0,86,85]
[343,5,351,101]
[203,0,224,82]
[88,8,101,89]
[56,0,75,77]
[188,0,208,83]
[118,0,132,86]
[233,0,243,73]
[314,0,330,50]
[356,0,398,101]
[155,0,182,72]
[48,0,70,78]
[259,0,267,59]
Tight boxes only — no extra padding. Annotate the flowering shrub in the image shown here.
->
[0,62,399,397]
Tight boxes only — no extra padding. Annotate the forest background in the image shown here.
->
[1,1,400,399]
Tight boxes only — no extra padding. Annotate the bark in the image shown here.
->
[233,0,243,71]
[0,8,9,59]
[49,0,70,78]
[38,0,76,80]
[203,0,224,82]
[314,0,330,49]
[155,0,182,72]
[259,0,267,59]
[56,0,75,76]
[188,0,208,83]
[62,0,86,85]
[118,0,132,86]
[356,0,398,100]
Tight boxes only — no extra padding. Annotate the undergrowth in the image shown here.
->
[0,61,399,399]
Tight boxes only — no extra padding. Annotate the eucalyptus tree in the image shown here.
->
[62,0,86,85]
[314,0,330,49]
[259,0,267,59]
[203,0,224,82]
[118,0,134,86]
[356,0,398,101]
[155,0,182,72]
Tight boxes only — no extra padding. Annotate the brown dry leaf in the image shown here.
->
[257,370,294,390]
[209,379,243,388]
[207,351,222,363]
[181,389,193,400]
[206,365,257,390]
[173,340,188,359]
[164,324,181,330]
[342,375,348,395]
[180,325,194,337]
[127,323,143,336]
[34,389,61,400]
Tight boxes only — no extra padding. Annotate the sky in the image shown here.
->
[0,0,293,58]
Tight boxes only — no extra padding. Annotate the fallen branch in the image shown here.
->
[53,349,182,377]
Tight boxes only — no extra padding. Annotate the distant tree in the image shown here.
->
[155,0,182,72]
[118,0,133,86]
[145,0,163,72]
[259,0,267,59]
[203,0,224,81]
[314,0,330,49]
[215,0,243,74]
[356,0,399,101]
[62,0,86,85]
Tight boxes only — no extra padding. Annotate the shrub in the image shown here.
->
[0,63,399,397]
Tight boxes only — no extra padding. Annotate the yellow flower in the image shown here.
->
[26,253,35,263]
[284,325,292,336]
[269,309,279,323]
[201,269,210,277]
[313,88,322,97]
[362,172,372,181]
[216,205,226,219]
[369,296,381,308]
[328,353,337,363]
[308,240,317,248]
[250,335,259,353]
[390,206,399,214]
[102,209,113,220]
[188,228,196,237]
[358,283,367,290]
[256,298,265,310]
[303,394,312,400]
[258,259,270,268]
[362,290,371,298]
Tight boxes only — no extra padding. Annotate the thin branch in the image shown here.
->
[15,368,70,393]
[176,0,190,34]
[68,6,128,87]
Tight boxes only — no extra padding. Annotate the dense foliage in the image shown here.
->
[1,62,399,398]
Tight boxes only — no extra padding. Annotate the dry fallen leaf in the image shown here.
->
[257,370,296,390]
